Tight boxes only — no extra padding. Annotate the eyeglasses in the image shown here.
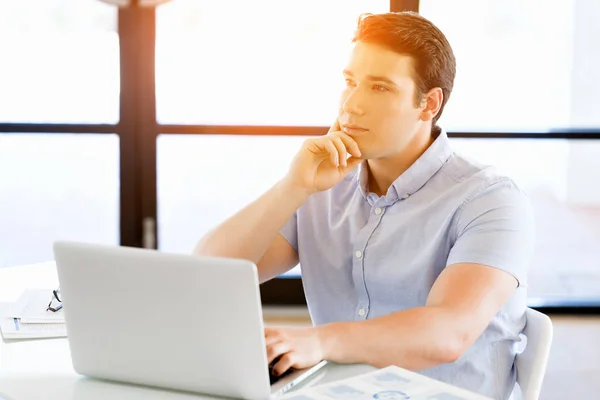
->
[47,287,62,312]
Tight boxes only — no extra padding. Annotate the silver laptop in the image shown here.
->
[53,241,327,400]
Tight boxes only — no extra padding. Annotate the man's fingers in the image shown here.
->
[328,131,361,159]
[337,133,362,158]
[320,139,340,167]
[307,138,339,167]
[273,353,295,377]
[327,118,340,134]
[266,342,290,365]
[264,328,284,346]
[264,326,277,336]
[331,137,348,167]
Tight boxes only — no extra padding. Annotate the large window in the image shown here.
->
[3,0,599,310]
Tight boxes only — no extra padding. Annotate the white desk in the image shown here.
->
[0,262,376,400]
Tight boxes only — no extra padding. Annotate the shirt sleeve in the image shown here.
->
[446,178,536,287]
[279,211,299,253]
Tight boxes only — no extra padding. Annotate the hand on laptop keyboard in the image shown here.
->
[269,356,294,385]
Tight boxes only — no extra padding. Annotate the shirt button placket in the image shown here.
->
[354,248,367,319]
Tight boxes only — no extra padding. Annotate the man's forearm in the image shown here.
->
[318,306,467,371]
[193,178,309,265]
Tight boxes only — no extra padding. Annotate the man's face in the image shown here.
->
[338,41,425,160]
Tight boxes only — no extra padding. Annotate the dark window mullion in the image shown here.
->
[155,124,600,139]
[448,131,600,139]
[0,124,116,134]
[137,5,158,251]
[118,6,141,249]
[118,3,157,249]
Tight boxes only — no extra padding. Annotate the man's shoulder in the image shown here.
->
[441,152,526,196]
[437,154,533,229]
[441,151,494,183]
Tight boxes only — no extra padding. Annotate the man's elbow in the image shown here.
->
[438,331,474,364]
[438,344,462,364]
[193,228,219,256]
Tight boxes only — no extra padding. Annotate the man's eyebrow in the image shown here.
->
[343,69,399,88]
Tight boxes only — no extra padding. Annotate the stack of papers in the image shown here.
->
[0,289,67,340]
[283,365,492,400]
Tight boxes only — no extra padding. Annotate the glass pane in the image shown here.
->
[449,138,600,305]
[157,134,303,277]
[0,134,120,267]
[156,0,389,126]
[0,1,119,124]
[420,0,600,132]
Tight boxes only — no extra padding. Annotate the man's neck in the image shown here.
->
[367,126,438,197]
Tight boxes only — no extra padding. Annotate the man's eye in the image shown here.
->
[345,78,356,86]
[373,85,388,92]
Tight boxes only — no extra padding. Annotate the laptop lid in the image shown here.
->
[54,240,275,399]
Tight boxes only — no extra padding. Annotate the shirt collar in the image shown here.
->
[356,128,453,205]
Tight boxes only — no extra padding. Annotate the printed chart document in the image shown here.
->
[283,365,493,400]
[0,289,66,340]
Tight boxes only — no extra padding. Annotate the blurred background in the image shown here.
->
[0,1,599,398]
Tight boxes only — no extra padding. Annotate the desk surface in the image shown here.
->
[0,262,376,400]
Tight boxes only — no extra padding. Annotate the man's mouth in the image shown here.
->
[342,124,368,135]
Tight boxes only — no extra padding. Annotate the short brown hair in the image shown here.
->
[352,12,456,125]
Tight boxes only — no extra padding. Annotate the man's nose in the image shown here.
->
[342,88,365,116]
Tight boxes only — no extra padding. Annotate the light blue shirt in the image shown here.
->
[280,129,535,400]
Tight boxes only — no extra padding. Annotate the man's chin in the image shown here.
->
[355,148,378,160]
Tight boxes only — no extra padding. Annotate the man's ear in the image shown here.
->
[419,87,443,122]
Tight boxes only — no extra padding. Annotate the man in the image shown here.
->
[194,11,534,400]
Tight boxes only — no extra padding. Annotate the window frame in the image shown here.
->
[2,0,598,313]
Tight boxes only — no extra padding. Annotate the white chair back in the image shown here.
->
[515,307,553,400]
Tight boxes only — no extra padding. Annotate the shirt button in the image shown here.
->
[358,308,366,316]
[374,207,382,215]
[355,250,363,259]
[402,194,410,199]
